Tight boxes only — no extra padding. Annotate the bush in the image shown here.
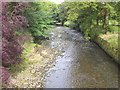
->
[89,26,106,39]
[2,2,29,66]
[64,21,70,26]
[23,2,53,38]
[108,25,119,34]
[64,21,77,29]
[1,2,29,87]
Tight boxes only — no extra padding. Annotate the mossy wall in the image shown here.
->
[94,36,120,64]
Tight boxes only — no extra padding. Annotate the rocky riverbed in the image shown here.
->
[8,40,61,88]
[8,26,119,88]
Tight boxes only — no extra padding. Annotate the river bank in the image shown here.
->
[42,26,118,88]
[7,26,119,88]
[8,35,60,88]
[93,34,119,64]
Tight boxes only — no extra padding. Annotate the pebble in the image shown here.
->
[8,34,62,88]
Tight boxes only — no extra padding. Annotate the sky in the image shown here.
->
[50,0,64,4]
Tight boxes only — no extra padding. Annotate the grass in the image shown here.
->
[22,42,41,55]
[28,42,41,47]
[9,55,42,73]
[100,33,118,49]
[91,24,119,50]
[109,20,119,24]
[9,56,29,73]
[109,25,119,34]
[104,25,119,49]
[22,47,32,55]
[104,35,118,48]
[9,42,42,73]
[106,36,118,48]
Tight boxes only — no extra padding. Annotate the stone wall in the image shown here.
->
[94,36,120,64]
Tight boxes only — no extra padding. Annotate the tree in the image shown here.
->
[23,2,56,37]
[1,2,29,87]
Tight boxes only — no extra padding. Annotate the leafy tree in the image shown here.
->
[24,2,56,37]
[58,2,119,39]
[57,2,70,25]
[115,2,120,22]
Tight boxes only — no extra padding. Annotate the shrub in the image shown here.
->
[2,2,29,66]
[1,2,29,86]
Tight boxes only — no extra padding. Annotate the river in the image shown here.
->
[42,26,119,88]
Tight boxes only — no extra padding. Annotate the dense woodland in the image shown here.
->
[1,1,120,87]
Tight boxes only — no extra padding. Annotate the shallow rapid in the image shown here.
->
[42,26,119,88]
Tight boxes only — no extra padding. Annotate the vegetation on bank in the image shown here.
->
[1,2,56,87]
[9,41,42,73]
[1,1,120,87]
[57,2,119,62]
[58,2,119,37]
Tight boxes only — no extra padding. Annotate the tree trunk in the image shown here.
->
[102,15,106,28]
[102,2,108,28]
[96,18,99,25]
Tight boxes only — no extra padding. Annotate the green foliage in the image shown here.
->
[9,55,42,73]
[59,2,104,37]
[58,2,119,40]
[22,47,32,55]
[10,42,42,73]
[24,2,56,37]
[108,25,119,34]
[9,56,28,73]
[22,42,41,55]
[90,26,106,38]
[57,2,70,24]
[64,21,76,28]
[109,20,119,24]
[64,21,70,26]
[14,29,23,35]
[114,2,120,22]
[105,35,118,49]
[28,42,41,47]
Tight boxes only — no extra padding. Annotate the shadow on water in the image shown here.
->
[42,26,119,88]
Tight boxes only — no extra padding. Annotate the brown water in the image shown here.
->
[42,26,119,88]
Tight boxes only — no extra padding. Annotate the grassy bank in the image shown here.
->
[8,29,60,88]
[93,25,119,64]
[9,42,42,73]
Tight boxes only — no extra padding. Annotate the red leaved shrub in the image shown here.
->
[1,2,29,87]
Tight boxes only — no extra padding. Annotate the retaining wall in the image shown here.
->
[94,36,120,64]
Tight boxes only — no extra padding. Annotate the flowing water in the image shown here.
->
[42,26,119,88]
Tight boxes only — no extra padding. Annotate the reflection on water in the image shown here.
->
[42,26,119,88]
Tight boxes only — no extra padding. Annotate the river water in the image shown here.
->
[42,26,119,88]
